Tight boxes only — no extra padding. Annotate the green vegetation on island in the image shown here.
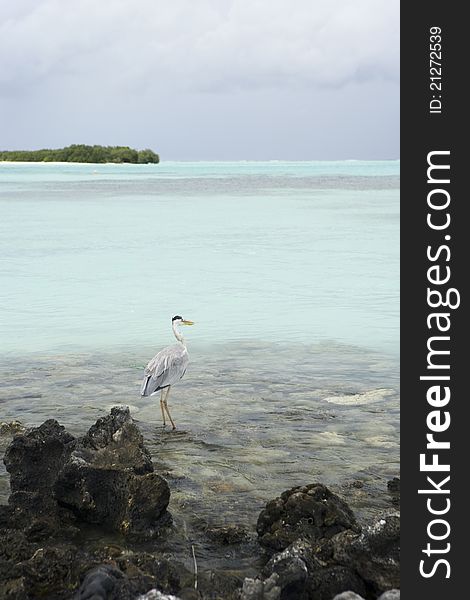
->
[0,145,159,164]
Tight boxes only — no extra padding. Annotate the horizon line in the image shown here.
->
[0,158,401,165]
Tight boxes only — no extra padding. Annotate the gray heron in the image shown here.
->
[140,315,194,429]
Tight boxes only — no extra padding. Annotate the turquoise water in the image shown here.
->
[0,161,399,570]
[0,161,399,355]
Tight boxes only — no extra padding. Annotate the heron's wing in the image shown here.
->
[141,344,189,396]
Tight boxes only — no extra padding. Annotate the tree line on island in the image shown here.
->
[0,145,159,164]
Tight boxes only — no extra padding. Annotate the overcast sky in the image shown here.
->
[0,0,399,160]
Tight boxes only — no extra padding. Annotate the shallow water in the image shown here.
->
[0,161,399,575]
[0,342,399,573]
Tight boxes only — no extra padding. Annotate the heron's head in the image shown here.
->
[172,315,194,326]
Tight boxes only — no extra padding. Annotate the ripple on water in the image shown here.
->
[0,341,399,570]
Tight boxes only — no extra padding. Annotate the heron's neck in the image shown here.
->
[172,322,186,346]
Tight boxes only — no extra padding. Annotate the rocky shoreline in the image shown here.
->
[0,408,399,599]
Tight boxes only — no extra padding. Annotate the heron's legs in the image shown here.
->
[163,386,176,430]
[160,390,166,427]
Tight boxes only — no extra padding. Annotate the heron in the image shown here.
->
[140,315,194,430]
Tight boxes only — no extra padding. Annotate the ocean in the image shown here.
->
[0,160,399,569]
[0,161,398,354]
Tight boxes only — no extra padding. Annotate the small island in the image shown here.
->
[0,144,159,164]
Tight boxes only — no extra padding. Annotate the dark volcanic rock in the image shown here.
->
[4,407,170,537]
[0,409,185,599]
[240,574,281,600]
[197,569,245,600]
[262,540,309,598]
[0,527,35,564]
[79,407,154,475]
[261,539,367,600]
[306,566,367,600]
[256,483,360,552]
[0,527,190,600]
[73,564,125,599]
[4,419,74,504]
[55,459,170,534]
[115,551,188,594]
[20,545,89,598]
[3,419,78,540]
[332,512,400,595]
[1,412,399,600]
[55,408,170,534]
[257,486,399,600]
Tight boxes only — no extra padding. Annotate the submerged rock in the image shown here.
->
[256,483,360,552]
[205,524,250,545]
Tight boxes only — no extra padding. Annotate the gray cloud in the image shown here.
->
[0,0,399,159]
[1,0,398,93]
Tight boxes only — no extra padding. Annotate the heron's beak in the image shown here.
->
[182,320,195,326]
